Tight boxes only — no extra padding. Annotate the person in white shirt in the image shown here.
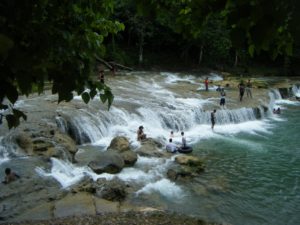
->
[166,138,178,153]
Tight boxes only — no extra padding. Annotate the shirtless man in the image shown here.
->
[137,126,146,141]
[3,168,20,184]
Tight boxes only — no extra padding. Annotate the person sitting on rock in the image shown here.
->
[137,125,147,141]
[166,138,178,153]
[2,168,20,184]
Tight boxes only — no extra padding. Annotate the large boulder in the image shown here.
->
[70,177,96,194]
[120,150,138,167]
[53,131,78,155]
[14,132,33,153]
[175,155,204,168]
[88,151,125,174]
[96,178,127,202]
[136,138,167,158]
[9,128,77,162]
[53,193,96,218]
[107,136,130,152]
[167,155,205,181]
[107,136,138,167]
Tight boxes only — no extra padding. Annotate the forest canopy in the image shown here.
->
[0,0,299,128]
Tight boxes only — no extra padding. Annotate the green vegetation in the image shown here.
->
[0,0,299,128]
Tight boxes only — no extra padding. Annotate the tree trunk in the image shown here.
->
[234,50,238,67]
[127,29,131,47]
[198,45,203,65]
[138,29,144,64]
[112,34,116,53]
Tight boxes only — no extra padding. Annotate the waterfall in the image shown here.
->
[0,137,10,164]
[57,103,263,145]
[50,72,278,145]
[292,84,300,98]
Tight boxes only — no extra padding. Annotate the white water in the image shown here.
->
[292,84,300,97]
[36,155,183,198]
[55,72,266,146]
[0,137,9,165]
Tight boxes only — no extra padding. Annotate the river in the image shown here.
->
[0,71,299,225]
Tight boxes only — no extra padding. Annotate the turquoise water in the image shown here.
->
[169,105,300,225]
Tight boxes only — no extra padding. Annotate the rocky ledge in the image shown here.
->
[1,211,223,225]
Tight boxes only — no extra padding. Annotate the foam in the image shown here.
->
[36,158,87,188]
[161,72,196,84]
[136,178,184,199]
[275,99,300,105]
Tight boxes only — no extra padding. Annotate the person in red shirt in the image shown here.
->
[204,77,209,91]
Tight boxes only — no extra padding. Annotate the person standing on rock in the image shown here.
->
[246,79,253,98]
[2,168,20,184]
[238,81,245,102]
[220,89,226,108]
[204,77,209,91]
[211,109,216,130]
[181,132,187,148]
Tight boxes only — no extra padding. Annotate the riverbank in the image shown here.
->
[1,211,222,225]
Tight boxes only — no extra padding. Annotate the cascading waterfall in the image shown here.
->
[0,136,25,164]
[52,72,275,145]
[292,84,300,98]
[58,99,264,145]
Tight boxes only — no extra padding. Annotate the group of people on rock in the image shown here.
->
[204,78,255,131]
[137,126,189,154]
[166,131,187,153]
[238,79,253,102]
[205,78,253,108]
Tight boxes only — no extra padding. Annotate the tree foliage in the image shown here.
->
[0,0,124,128]
[0,0,299,128]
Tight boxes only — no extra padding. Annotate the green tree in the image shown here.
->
[0,0,124,128]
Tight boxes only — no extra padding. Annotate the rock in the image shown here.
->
[136,138,167,158]
[167,167,194,181]
[167,155,206,181]
[94,198,120,214]
[88,151,125,174]
[54,193,96,218]
[107,136,137,167]
[107,136,130,152]
[142,138,163,148]
[32,138,55,152]
[54,132,78,155]
[13,202,54,221]
[70,177,96,194]
[14,132,33,152]
[121,151,138,167]
[175,155,204,167]
[96,178,127,202]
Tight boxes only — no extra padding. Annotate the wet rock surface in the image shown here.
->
[1,211,222,225]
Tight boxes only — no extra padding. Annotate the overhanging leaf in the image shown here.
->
[81,92,90,104]
[6,115,19,129]
[100,93,107,103]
